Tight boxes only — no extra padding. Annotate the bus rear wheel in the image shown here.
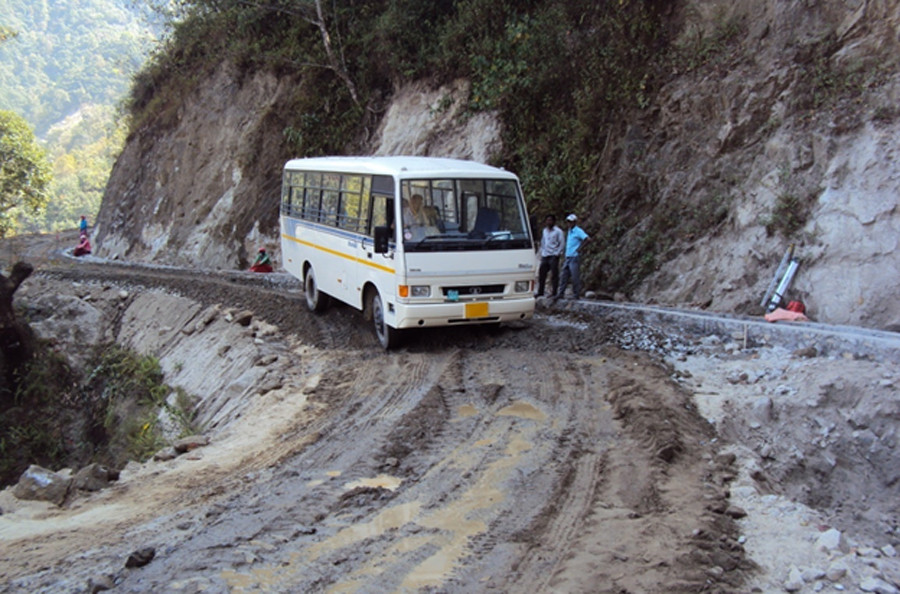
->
[370,290,399,349]
[304,266,330,312]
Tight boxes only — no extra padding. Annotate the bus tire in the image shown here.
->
[304,266,330,312]
[370,290,399,349]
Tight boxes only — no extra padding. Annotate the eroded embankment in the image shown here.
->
[0,272,751,593]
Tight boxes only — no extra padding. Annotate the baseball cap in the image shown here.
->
[566,214,577,222]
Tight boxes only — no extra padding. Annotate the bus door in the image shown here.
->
[319,173,354,297]
[358,175,395,307]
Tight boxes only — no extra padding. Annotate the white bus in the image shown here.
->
[279,156,536,348]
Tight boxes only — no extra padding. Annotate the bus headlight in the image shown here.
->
[515,280,531,293]
[411,285,431,297]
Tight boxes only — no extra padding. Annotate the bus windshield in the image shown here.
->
[399,178,531,251]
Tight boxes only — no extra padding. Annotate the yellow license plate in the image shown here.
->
[465,302,489,318]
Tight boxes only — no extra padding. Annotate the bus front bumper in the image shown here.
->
[390,297,535,329]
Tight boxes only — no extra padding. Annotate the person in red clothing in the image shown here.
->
[73,233,92,257]
[250,247,273,272]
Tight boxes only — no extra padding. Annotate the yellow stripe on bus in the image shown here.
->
[282,233,396,275]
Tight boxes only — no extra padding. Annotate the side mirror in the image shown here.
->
[374,225,390,254]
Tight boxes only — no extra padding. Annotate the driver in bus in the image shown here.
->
[403,194,439,241]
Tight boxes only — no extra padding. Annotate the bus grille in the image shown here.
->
[442,284,505,297]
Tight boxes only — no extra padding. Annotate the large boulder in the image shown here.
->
[73,463,118,492]
[12,465,71,506]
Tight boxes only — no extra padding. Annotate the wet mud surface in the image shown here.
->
[0,233,813,592]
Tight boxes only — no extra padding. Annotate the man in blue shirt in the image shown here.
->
[554,213,590,301]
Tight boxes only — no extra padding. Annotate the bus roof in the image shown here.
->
[283,156,518,179]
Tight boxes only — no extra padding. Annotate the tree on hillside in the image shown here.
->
[0,110,51,237]
[195,0,360,107]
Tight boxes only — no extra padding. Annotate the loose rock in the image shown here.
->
[816,528,848,553]
[826,560,848,581]
[784,565,805,591]
[233,310,253,326]
[13,465,71,506]
[173,435,210,453]
[125,547,156,568]
[859,577,898,594]
[793,346,818,358]
[87,574,115,592]
[74,463,116,492]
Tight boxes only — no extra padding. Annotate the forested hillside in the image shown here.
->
[0,0,157,233]
[0,0,155,134]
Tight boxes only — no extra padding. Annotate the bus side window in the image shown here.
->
[340,190,362,231]
[285,186,298,216]
[321,190,339,226]
[369,194,389,236]
[339,175,365,232]
[303,188,320,221]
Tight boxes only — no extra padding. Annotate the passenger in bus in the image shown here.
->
[425,205,443,231]
[404,194,425,225]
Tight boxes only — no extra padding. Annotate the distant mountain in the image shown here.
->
[0,0,160,233]
[0,0,158,136]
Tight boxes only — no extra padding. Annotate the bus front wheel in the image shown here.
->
[370,290,399,349]
[304,267,330,312]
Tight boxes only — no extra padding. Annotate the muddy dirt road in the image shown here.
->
[0,233,897,593]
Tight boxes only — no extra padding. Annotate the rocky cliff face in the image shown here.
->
[95,72,499,270]
[626,0,900,330]
[95,64,296,270]
[95,0,900,330]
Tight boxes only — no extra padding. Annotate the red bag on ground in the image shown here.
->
[786,300,805,314]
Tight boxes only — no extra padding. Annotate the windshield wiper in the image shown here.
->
[410,235,443,248]
[483,232,513,247]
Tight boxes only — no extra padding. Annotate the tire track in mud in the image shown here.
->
[189,348,746,593]
[106,350,467,592]
[497,355,611,593]
[538,352,753,593]
[4,247,754,592]
[297,348,578,593]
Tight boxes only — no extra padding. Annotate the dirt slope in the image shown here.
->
[1,235,898,593]
[0,236,750,593]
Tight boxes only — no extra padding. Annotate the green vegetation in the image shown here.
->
[17,105,126,234]
[84,344,200,463]
[0,345,73,484]
[0,0,155,135]
[0,110,51,237]
[763,191,816,238]
[0,340,199,487]
[128,0,673,163]
[0,0,157,233]
[128,1,677,290]
[672,8,744,73]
